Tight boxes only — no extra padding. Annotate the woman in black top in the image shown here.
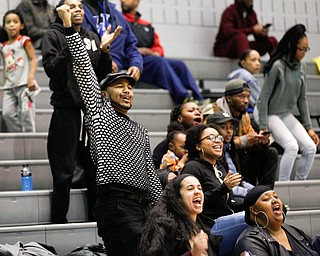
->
[139,174,221,256]
[234,185,318,256]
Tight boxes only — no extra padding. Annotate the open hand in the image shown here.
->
[100,25,122,52]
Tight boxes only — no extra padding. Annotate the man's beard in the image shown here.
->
[239,108,247,114]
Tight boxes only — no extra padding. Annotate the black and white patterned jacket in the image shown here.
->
[65,26,162,205]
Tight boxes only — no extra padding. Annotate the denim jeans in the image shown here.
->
[210,211,247,256]
[268,114,316,180]
[94,195,150,256]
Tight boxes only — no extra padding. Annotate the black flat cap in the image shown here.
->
[100,71,136,90]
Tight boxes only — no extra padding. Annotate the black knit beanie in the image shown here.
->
[244,185,272,225]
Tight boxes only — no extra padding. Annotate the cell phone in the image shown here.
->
[262,131,272,135]
[263,23,272,28]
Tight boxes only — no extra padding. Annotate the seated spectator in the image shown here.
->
[234,185,318,255]
[181,124,247,256]
[152,102,203,169]
[227,49,261,124]
[207,112,254,212]
[81,0,143,82]
[16,0,55,50]
[121,0,205,104]
[160,130,188,175]
[256,23,319,181]
[139,174,221,256]
[205,79,278,188]
[213,0,277,59]
[157,130,188,188]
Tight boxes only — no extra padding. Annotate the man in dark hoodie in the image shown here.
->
[213,0,277,59]
[81,0,143,82]
[41,0,112,224]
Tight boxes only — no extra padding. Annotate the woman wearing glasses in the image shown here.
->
[181,124,246,255]
[256,24,319,181]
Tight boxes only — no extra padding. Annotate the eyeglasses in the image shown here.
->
[296,46,310,53]
[199,134,224,143]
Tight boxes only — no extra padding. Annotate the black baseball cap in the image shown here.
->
[206,112,239,126]
[225,79,250,96]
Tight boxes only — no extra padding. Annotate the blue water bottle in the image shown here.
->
[21,163,33,191]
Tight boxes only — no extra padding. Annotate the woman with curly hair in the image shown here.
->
[139,174,221,256]
[256,24,319,181]
[181,124,247,255]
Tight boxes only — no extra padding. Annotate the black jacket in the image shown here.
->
[42,22,112,109]
[233,224,318,256]
[181,159,233,228]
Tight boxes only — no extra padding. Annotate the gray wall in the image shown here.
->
[2,0,320,61]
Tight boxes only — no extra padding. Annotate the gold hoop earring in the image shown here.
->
[254,211,269,228]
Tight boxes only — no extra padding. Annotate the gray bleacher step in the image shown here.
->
[1,108,171,133]
[274,180,320,211]
[286,209,320,239]
[29,109,171,133]
[0,132,48,160]
[0,189,88,227]
[0,132,166,161]
[0,180,318,228]
[0,209,318,255]
[181,57,319,80]
[0,66,49,88]
[0,222,100,255]
[0,87,175,110]
[0,159,51,191]
[277,154,320,180]
[3,88,318,133]
[1,59,319,88]
[203,74,320,94]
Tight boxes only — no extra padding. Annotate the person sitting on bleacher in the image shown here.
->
[234,185,318,255]
[120,0,205,104]
[213,0,277,59]
[227,49,261,130]
[160,130,188,175]
[152,102,203,169]
[81,0,143,82]
[204,79,278,188]
[181,124,246,256]
[16,0,55,50]
[256,24,319,181]
[207,112,255,212]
